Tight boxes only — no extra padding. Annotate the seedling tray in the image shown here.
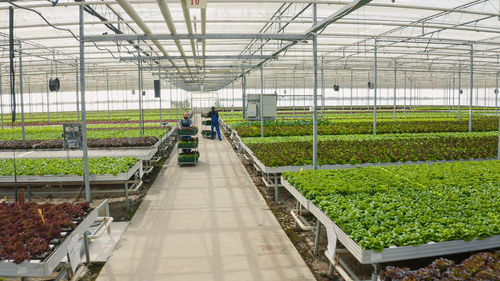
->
[201,130,211,138]
[178,142,199,149]
[178,127,198,136]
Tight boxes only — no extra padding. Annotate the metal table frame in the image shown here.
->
[0,161,143,210]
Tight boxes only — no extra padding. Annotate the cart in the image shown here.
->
[177,127,199,166]
[201,113,212,139]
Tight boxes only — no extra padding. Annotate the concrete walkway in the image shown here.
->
[96,116,315,281]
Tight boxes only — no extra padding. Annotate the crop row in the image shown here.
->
[0,157,138,176]
[0,137,159,150]
[2,111,183,125]
[232,117,498,137]
[0,202,90,263]
[0,126,169,141]
[380,251,499,281]
[282,160,500,251]
[244,132,497,166]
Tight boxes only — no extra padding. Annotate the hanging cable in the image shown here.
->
[7,1,120,59]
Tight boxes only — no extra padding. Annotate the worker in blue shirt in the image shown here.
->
[208,107,222,141]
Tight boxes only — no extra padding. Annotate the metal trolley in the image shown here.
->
[201,113,212,139]
[177,127,200,166]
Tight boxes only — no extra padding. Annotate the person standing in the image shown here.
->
[208,106,222,141]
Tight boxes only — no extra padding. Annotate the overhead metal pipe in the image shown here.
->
[155,0,191,71]
[180,0,197,57]
[201,8,207,69]
[115,0,178,69]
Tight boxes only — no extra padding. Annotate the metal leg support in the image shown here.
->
[314,218,321,255]
[371,263,380,281]
[124,182,130,211]
[293,200,300,229]
[273,174,279,202]
[84,231,91,264]
[105,200,110,218]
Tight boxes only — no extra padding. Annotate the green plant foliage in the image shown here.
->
[0,127,168,141]
[232,117,498,137]
[0,157,138,176]
[243,132,498,166]
[282,161,500,251]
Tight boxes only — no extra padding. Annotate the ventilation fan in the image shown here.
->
[48,78,60,92]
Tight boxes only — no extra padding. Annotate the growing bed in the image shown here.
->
[0,200,111,278]
[281,161,500,280]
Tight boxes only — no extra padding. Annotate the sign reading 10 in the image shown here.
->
[188,0,207,8]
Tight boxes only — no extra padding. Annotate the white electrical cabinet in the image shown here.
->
[245,94,277,121]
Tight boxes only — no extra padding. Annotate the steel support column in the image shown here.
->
[232,82,235,118]
[76,60,80,122]
[321,57,325,121]
[350,69,353,117]
[458,66,462,121]
[469,45,473,132]
[106,71,110,121]
[314,218,321,256]
[242,75,246,120]
[138,61,144,137]
[312,3,319,170]
[46,73,50,122]
[393,59,397,122]
[292,71,295,117]
[0,70,3,129]
[159,78,163,121]
[80,5,91,203]
[374,39,378,135]
[260,42,264,138]
[452,71,455,115]
[18,41,25,141]
[496,72,499,115]
[404,70,407,115]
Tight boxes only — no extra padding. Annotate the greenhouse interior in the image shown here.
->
[0,0,499,281]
